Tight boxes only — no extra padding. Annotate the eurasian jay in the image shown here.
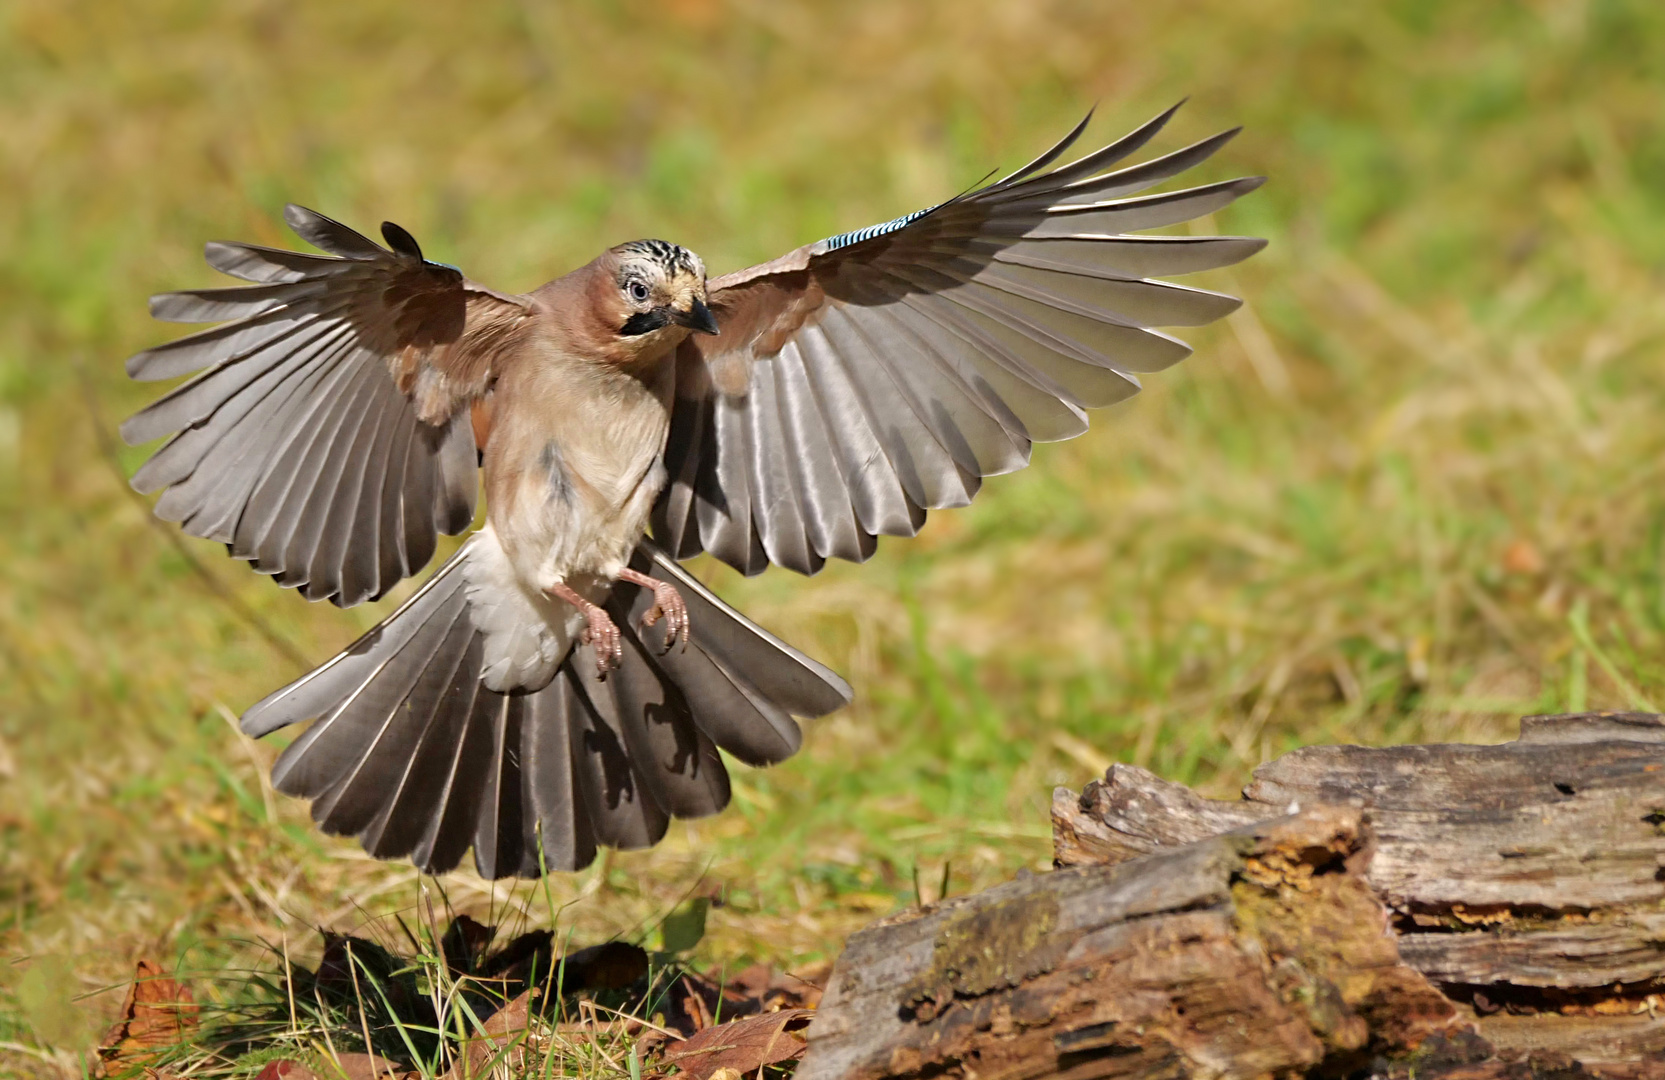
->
[121,104,1264,878]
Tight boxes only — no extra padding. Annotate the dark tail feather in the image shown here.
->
[241,538,851,878]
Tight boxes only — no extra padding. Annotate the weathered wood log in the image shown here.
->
[1050,758,1281,868]
[1049,711,1665,1075]
[800,808,1471,1080]
[798,714,1665,1080]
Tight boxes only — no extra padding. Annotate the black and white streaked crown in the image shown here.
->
[618,238,705,279]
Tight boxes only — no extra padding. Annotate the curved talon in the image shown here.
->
[644,582,689,653]
[548,581,623,677]
[579,607,623,676]
[620,569,689,654]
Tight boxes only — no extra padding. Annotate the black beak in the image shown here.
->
[671,297,720,336]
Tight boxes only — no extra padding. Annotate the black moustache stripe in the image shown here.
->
[620,309,670,336]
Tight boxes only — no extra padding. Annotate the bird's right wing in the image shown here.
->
[122,206,536,607]
[656,103,1267,575]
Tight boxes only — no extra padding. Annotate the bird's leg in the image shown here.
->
[618,568,689,653]
[547,581,623,676]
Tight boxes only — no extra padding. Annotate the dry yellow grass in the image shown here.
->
[5,0,1665,1071]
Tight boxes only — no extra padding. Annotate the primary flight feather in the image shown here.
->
[122,103,1265,878]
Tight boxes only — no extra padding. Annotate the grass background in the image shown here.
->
[7,0,1665,1069]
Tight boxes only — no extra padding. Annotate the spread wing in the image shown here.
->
[654,103,1266,575]
[122,206,535,607]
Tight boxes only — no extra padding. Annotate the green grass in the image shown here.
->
[8,0,1665,1071]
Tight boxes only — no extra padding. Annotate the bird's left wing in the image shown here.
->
[655,103,1266,575]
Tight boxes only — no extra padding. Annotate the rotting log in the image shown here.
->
[1053,711,1665,1072]
[798,714,1665,1080]
[799,809,1464,1080]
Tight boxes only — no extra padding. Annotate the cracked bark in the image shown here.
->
[798,713,1664,1080]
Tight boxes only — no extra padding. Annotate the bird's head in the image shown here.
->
[588,239,717,362]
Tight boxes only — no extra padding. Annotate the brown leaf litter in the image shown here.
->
[96,958,198,1076]
[87,925,833,1080]
[659,1009,816,1080]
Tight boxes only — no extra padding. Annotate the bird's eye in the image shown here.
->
[627,280,650,303]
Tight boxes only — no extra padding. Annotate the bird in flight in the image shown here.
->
[121,103,1264,879]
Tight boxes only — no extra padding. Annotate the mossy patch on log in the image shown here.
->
[899,891,1063,1021]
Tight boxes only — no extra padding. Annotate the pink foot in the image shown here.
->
[547,582,623,676]
[619,568,689,653]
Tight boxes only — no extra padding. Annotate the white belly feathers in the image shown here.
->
[462,525,582,691]
[467,355,676,692]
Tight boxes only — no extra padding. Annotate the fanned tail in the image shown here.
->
[241,536,849,878]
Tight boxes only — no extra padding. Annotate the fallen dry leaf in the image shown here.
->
[97,958,198,1073]
[659,969,760,1039]
[254,1061,321,1080]
[661,1008,813,1080]
[329,1051,411,1080]
[446,988,538,1079]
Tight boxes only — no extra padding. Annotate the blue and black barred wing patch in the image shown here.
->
[659,103,1267,580]
[811,205,940,255]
